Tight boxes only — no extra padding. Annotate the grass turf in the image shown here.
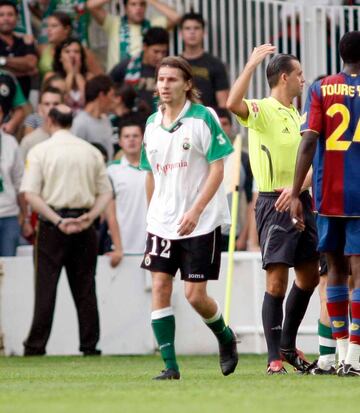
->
[0,355,359,413]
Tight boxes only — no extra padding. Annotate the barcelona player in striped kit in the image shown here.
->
[290,31,360,376]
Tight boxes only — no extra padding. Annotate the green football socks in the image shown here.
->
[203,305,233,345]
[151,307,179,372]
[318,320,336,369]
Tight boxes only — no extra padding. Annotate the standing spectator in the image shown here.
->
[0,98,30,256]
[109,84,150,151]
[20,86,62,159]
[36,0,91,47]
[0,0,37,98]
[180,12,229,108]
[38,12,102,80]
[140,56,237,380]
[106,117,147,262]
[0,69,26,135]
[87,0,179,71]
[110,27,168,112]
[45,37,94,113]
[227,46,319,374]
[21,104,112,356]
[22,73,66,136]
[71,74,114,160]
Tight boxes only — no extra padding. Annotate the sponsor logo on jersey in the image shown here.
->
[332,320,345,328]
[156,160,188,175]
[351,323,360,331]
[144,254,151,266]
[188,273,205,279]
[182,137,191,150]
[282,127,290,134]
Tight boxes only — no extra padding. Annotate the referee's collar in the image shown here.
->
[154,100,191,126]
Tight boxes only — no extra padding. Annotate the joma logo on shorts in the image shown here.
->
[188,274,205,279]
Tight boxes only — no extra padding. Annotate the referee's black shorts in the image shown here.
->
[255,190,319,270]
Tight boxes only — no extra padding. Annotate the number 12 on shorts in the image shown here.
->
[149,235,171,258]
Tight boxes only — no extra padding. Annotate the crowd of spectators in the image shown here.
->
[0,0,258,260]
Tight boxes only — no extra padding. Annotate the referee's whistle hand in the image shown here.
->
[274,187,291,212]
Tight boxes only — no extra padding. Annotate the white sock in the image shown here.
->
[345,343,360,369]
[337,338,349,364]
[318,354,336,370]
[202,301,221,324]
[151,306,174,320]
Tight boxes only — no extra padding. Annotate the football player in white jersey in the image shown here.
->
[140,56,238,380]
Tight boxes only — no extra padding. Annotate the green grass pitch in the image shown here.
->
[1,355,359,413]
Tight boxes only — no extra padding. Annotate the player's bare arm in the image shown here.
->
[145,171,155,205]
[226,44,276,118]
[177,159,224,236]
[290,131,319,231]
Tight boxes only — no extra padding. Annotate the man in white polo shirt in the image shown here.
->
[106,117,147,263]
[140,56,238,380]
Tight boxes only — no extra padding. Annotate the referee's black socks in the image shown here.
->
[262,292,284,362]
[280,282,314,350]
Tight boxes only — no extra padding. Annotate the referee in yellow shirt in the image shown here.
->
[21,104,112,356]
[227,44,319,374]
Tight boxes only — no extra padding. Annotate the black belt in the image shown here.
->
[52,208,89,218]
[258,190,309,198]
[39,207,90,224]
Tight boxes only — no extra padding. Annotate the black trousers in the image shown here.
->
[24,220,100,355]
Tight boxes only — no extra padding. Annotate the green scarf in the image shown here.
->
[124,53,143,89]
[119,15,151,61]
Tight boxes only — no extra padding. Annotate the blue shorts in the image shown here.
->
[317,215,360,255]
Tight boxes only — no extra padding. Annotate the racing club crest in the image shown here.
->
[182,137,191,150]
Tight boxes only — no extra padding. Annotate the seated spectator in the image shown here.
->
[180,12,229,108]
[71,74,115,160]
[45,37,94,113]
[23,73,66,136]
[110,27,168,112]
[0,69,26,135]
[20,86,63,159]
[0,0,38,98]
[106,117,147,263]
[0,98,30,256]
[87,0,179,70]
[38,11,102,79]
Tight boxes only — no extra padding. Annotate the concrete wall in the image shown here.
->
[0,252,320,356]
